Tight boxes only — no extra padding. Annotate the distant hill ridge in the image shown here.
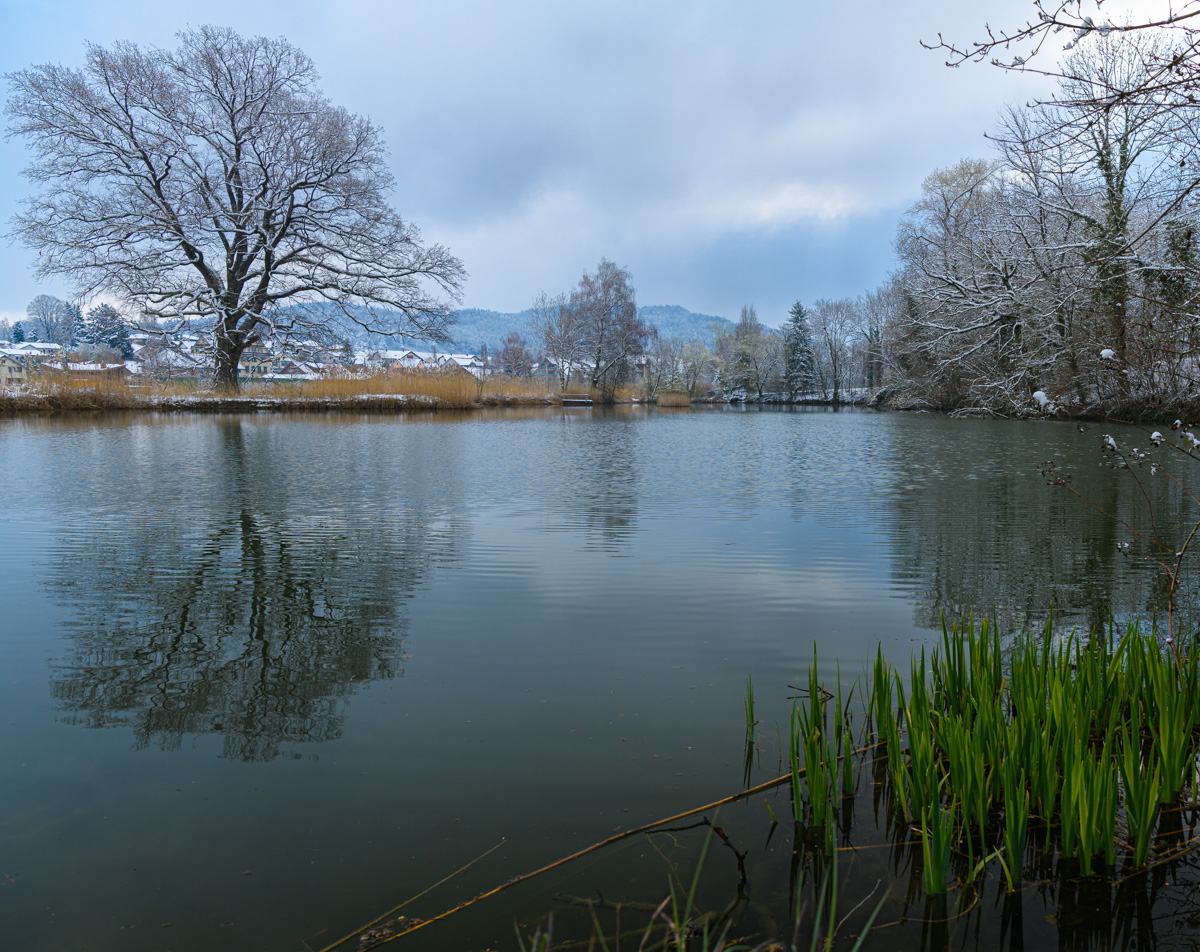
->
[278,302,734,353]
[452,303,734,352]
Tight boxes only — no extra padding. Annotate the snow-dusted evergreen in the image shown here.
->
[783,301,817,398]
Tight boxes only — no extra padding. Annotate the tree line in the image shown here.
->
[879,24,1200,416]
[18,17,1196,411]
[1,295,133,359]
[512,262,889,403]
[630,297,884,403]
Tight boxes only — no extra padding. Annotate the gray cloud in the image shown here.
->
[0,0,1129,323]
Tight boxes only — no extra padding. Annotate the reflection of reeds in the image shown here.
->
[744,673,756,742]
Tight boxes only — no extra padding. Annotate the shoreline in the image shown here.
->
[0,385,869,416]
[5,383,1179,420]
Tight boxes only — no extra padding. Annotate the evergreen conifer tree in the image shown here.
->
[11,321,25,344]
[84,304,133,358]
[783,301,816,397]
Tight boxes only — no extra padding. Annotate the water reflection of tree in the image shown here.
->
[879,421,1184,634]
[552,410,641,547]
[48,418,465,760]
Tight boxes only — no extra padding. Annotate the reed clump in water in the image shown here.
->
[789,616,1200,889]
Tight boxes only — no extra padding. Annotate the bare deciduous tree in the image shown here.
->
[723,304,783,400]
[812,298,861,404]
[530,291,585,389]
[679,340,715,396]
[887,31,1197,415]
[643,334,687,395]
[7,26,465,389]
[497,330,533,376]
[570,258,648,402]
[25,294,79,346]
[928,1,1200,115]
[857,284,900,390]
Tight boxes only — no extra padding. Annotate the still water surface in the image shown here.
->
[0,407,1194,951]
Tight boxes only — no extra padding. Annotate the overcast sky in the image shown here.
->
[0,1,1141,327]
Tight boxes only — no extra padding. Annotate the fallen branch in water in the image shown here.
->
[319,740,884,950]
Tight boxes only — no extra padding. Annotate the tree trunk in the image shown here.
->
[213,336,244,391]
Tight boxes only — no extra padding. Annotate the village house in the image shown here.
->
[238,344,273,380]
[6,340,64,364]
[0,351,30,388]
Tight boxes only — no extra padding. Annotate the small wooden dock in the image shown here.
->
[558,393,594,407]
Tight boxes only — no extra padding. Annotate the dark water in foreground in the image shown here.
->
[1,406,1197,951]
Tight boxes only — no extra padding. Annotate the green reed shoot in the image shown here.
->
[904,701,937,820]
[871,645,893,737]
[784,617,1196,897]
[1000,756,1028,888]
[788,657,866,852]
[882,690,912,822]
[937,712,989,864]
[1119,724,1162,867]
[1065,751,1116,876]
[1145,645,1195,802]
[920,798,956,894]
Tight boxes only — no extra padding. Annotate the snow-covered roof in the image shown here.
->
[67,362,129,372]
[6,341,63,353]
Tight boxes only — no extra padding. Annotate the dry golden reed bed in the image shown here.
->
[0,371,646,415]
[654,390,691,407]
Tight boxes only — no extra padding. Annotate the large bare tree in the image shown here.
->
[7,26,465,389]
[570,258,648,401]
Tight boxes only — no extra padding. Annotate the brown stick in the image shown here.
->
[312,839,506,952]
[340,741,884,949]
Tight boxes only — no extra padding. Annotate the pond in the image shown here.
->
[1,406,1196,951]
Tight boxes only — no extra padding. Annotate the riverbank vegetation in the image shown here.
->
[879,23,1200,419]
[633,23,1200,418]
